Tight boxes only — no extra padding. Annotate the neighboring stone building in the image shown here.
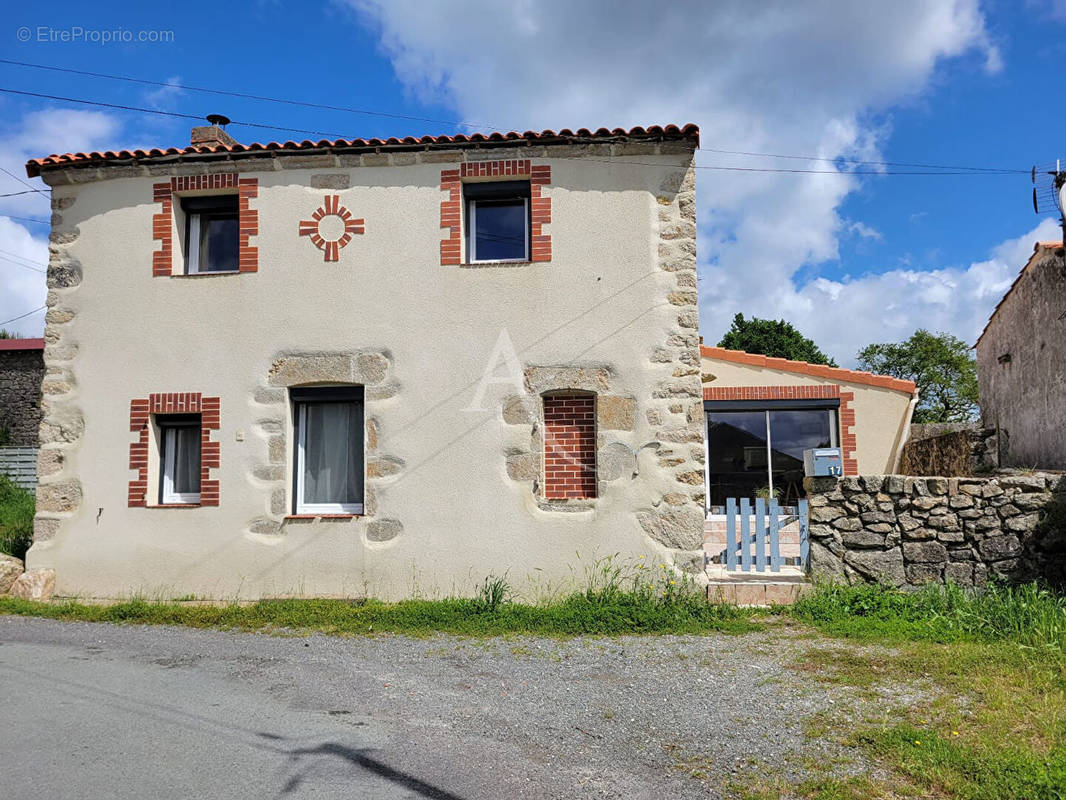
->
[0,338,44,446]
[976,241,1066,469]
[700,346,917,506]
[24,122,706,600]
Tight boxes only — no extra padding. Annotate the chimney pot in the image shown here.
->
[191,114,237,148]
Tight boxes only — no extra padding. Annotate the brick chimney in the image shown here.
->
[190,114,237,148]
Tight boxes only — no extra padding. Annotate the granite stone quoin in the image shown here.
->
[804,474,1066,587]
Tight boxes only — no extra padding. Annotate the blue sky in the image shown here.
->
[1,1,1063,364]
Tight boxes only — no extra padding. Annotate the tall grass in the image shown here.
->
[793,581,1066,653]
[0,473,34,560]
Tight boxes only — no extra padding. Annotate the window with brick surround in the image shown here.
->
[128,393,220,508]
[543,394,597,500]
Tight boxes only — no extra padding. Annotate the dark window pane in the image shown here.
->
[769,410,833,503]
[302,401,363,506]
[172,425,201,495]
[201,215,239,272]
[472,199,526,260]
[706,411,768,505]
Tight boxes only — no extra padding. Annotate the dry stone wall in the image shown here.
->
[0,348,44,446]
[805,474,1065,587]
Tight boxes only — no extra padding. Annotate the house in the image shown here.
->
[0,337,45,447]
[700,345,917,507]
[976,241,1066,469]
[24,122,706,600]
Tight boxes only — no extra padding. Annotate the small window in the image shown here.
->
[181,196,239,273]
[159,414,201,505]
[465,181,530,263]
[292,387,364,515]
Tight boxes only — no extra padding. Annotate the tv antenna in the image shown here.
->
[1032,159,1066,245]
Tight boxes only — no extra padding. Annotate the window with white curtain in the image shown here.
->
[291,387,364,514]
[159,414,202,505]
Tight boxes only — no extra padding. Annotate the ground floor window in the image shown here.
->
[159,414,202,505]
[292,387,364,514]
[705,399,838,507]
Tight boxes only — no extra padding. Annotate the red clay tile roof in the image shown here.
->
[700,345,916,394]
[975,241,1064,348]
[25,124,700,177]
[0,337,44,351]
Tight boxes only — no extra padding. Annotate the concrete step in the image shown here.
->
[705,566,810,607]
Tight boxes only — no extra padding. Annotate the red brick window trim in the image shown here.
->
[128,393,221,507]
[440,161,551,265]
[543,393,597,500]
[703,384,857,475]
[152,174,258,276]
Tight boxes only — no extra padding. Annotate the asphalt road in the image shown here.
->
[0,616,836,799]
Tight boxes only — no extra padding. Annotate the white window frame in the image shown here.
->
[161,424,201,505]
[467,196,529,264]
[294,402,364,515]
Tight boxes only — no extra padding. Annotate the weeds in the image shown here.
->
[0,473,34,560]
[793,580,1066,653]
[471,574,510,614]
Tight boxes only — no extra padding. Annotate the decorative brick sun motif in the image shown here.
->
[298,195,365,262]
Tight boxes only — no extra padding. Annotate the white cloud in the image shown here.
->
[0,109,121,336]
[143,76,185,109]
[848,221,884,241]
[347,0,1007,365]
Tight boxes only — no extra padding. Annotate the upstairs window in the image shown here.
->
[465,181,530,263]
[159,414,202,505]
[181,195,239,273]
[292,387,364,515]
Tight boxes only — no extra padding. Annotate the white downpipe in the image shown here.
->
[891,389,920,474]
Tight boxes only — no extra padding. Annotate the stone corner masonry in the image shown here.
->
[804,473,1065,588]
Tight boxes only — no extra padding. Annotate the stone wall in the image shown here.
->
[806,474,1065,587]
[0,347,44,446]
[901,423,998,477]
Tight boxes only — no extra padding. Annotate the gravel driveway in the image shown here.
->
[0,616,849,799]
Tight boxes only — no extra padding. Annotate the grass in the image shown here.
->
[0,473,34,560]
[0,557,759,637]
[792,580,1066,652]
[792,582,1066,799]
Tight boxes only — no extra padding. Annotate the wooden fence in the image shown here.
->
[0,447,38,491]
[722,497,809,573]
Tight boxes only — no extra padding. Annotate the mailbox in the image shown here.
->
[804,447,843,477]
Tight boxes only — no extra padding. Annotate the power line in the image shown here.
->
[0,164,49,196]
[0,87,1027,177]
[0,189,45,198]
[0,246,47,267]
[0,254,46,274]
[0,214,50,226]
[0,305,45,327]
[0,57,501,132]
[0,87,355,139]
[699,146,1026,175]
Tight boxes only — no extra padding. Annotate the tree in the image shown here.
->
[856,329,978,422]
[0,329,22,339]
[717,313,838,366]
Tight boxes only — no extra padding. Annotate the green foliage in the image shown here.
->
[717,313,838,366]
[793,581,1066,652]
[472,574,510,613]
[0,474,34,560]
[0,426,9,447]
[859,725,1066,800]
[856,328,978,422]
[0,328,22,339]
